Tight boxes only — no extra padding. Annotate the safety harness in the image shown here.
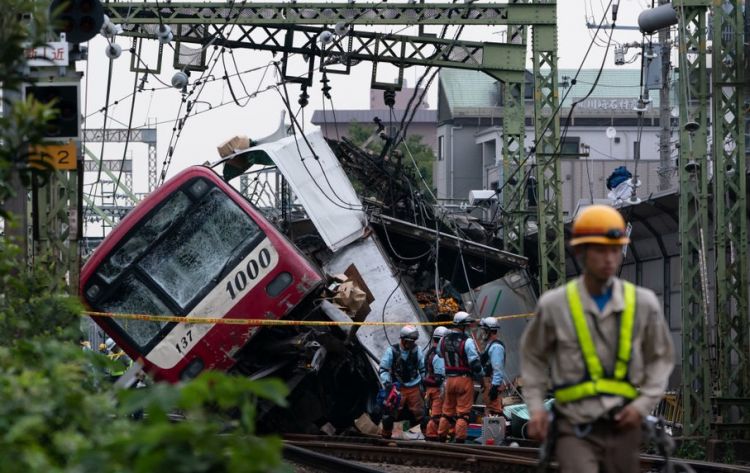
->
[389,344,420,384]
[440,332,471,375]
[554,280,638,404]
[423,346,442,387]
[480,339,505,377]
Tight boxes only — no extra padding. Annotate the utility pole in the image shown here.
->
[657,0,672,191]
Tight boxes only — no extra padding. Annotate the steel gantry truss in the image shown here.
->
[676,1,712,438]
[674,0,749,439]
[106,1,566,291]
[532,0,564,291]
[501,0,527,258]
[710,0,749,436]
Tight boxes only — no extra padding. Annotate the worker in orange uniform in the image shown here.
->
[423,326,448,441]
[479,317,506,416]
[520,205,675,473]
[438,311,483,443]
[378,325,427,439]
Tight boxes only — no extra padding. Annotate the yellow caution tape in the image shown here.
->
[82,310,535,326]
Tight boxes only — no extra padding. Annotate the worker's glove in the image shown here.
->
[489,384,500,401]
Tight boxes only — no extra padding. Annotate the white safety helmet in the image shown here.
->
[479,317,499,331]
[452,311,474,326]
[104,337,116,351]
[432,326,449,339]
[400,325,419,341]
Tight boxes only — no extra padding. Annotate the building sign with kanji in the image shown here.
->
[25,42,69,67]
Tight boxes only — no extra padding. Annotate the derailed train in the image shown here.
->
[80,129,532,433]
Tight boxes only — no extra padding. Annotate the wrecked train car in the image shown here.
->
[81,127,534,433]
[80,164,379,432]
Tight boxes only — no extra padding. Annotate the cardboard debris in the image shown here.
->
[333,281,367,316]
[217,135,250,158]
[319,422,336,436]
[354,413,379,436]
[327,264,374,319]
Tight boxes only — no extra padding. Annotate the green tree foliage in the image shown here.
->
[346,121,435,191]
[1,2,291,472]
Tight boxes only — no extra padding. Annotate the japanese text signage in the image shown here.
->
[24,42,69,67]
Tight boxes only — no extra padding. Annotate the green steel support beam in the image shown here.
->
[711,0,749,432]
[502,0,528,256]
[119,23,527,85]
[33,168,80,294]
[676,3,712,438]
[105,2,557,26]
[532,0,564,291]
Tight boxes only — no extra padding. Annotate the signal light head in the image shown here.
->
[50,0,104,44]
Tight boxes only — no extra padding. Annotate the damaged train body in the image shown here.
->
[80,129,534,433]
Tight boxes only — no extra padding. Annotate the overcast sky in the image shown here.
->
[78,0,655,204]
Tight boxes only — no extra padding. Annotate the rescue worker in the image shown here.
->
[378,325,427,439]
[105,337,132,381]
[520,205,675,473]
[479,317,506,416]
[437,311,483,443]
[423,326,448,442]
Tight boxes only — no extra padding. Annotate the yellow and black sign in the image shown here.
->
[29,142,77,170]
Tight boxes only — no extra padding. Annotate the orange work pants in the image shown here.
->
[381,384,425,438]
[438,375,474,441]
[482,377,503,415]
[424,386,443,439]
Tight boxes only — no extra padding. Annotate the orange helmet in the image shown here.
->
[570,205,630,247]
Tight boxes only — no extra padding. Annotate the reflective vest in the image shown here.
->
[390,344,420,383]
[423,346,441,387]
[480,339,505,377]
[554,280,639,404]
[440,331,470,375]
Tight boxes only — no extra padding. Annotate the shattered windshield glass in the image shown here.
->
[98,274,170,348]
[138,187,262,309]
[98,191,191,283]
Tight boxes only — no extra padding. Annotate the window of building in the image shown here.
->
[560,136,581,158]
[438,135,444,161]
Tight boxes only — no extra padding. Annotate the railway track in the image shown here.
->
[284,434,750,473]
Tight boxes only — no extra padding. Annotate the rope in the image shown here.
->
[82,310,535,326]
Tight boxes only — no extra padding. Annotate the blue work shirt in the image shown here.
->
[464,337,481,364]
[486,340,506,386]
[423,345,446,377]
[379,344,426,387]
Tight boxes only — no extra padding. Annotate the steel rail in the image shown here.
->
[284,435,750,473]
[282,444,385,473]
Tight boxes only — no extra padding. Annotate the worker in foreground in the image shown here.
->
[378,325,427,439]
[423,326,448,441]
[520,205,675,473]
[479,317,506,416]
[438,311,483,443]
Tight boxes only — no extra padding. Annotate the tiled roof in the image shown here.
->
[439,68,663,114]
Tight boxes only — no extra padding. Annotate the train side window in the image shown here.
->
[266,272,293,297]
[138,188,262,308]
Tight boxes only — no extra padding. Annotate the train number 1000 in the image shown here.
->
[225,248,272,300]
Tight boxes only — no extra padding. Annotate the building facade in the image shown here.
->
[311,84,438,154]
[435,68,673,216]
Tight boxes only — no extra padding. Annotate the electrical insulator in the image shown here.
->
[614,46,625,66]
[105,43,122,59]
[171,71,189,89]
[383,89,396,108]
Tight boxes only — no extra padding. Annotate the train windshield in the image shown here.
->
[86,178,263,350]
